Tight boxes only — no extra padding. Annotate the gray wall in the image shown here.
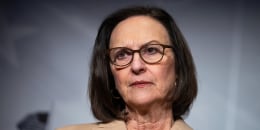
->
[1,0,259,130]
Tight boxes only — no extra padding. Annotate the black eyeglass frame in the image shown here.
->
[108,43,173,67]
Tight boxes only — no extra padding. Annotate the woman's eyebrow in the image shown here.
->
[139,40,162,47]
[110,40,162,49]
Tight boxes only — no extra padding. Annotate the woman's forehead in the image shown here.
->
[109,16,170,48]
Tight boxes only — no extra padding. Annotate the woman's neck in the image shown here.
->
[124,105,174,130]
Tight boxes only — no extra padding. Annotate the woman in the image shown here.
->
[58,6,197,130]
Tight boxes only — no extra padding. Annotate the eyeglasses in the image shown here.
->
[108,43,173,67]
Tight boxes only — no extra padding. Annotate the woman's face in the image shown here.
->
[109,16,176,108]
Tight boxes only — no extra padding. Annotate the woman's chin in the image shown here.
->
[127,95,160,108]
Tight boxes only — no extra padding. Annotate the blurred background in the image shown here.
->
[1,0,259,130]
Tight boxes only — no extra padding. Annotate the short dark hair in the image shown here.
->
[88,6,197,122]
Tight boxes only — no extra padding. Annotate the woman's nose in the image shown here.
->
[130,53,146,74]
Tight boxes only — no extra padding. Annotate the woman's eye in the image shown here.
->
[143,46,160,55]
[115,49,131,60]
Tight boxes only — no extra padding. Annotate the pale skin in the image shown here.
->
[110,16,177,130]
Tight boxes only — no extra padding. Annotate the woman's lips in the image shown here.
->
[129,81,153,88]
